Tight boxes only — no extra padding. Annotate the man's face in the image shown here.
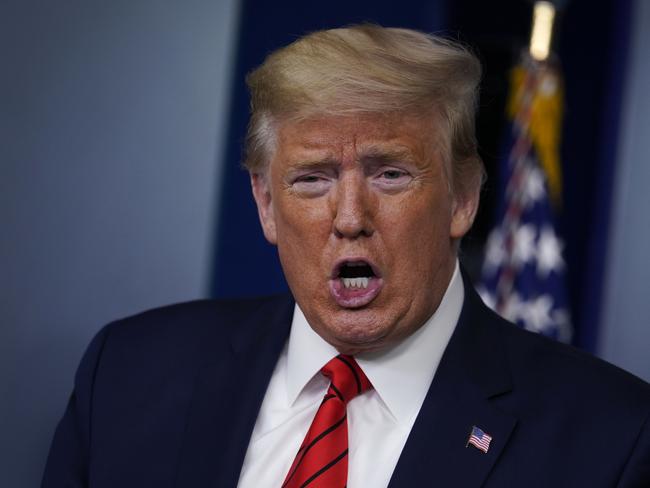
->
[252,112,478,354]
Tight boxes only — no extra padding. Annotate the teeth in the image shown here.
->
[341,277,370,289]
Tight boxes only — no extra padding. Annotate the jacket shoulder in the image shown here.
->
[99,295,293,359]
[94,296,293,372]
[488,305,650,412]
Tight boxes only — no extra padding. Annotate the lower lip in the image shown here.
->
[329,277,383,308]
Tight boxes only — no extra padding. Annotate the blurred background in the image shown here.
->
[2,0,649,485]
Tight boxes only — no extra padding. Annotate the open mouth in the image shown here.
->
[337,261,377,289]
[329,259,383,308]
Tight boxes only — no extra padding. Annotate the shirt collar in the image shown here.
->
[286,261,465,425]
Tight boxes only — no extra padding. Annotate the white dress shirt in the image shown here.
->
[237,262,464,488]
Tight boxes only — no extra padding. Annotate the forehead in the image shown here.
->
[272,112,445,166]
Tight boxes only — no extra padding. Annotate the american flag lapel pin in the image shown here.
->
[466,425,492,453]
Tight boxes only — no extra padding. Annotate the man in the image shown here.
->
[43,25,650,487]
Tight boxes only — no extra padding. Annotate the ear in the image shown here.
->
[450,180,481,239]
[251,173,278,244]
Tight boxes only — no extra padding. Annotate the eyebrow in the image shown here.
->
[287,157,339,171]
[288,147,416,170]
[358,147,416,166]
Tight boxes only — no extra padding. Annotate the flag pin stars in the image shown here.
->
[466,426,492,453]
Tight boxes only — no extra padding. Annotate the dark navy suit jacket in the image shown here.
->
[42,282,650,487]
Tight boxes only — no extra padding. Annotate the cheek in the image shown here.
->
[273,197,332,269]
[276,197,331,239]
[382,197,453,267]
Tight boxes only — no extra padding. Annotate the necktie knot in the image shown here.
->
[282,354,371,487]
[321,354,372,405]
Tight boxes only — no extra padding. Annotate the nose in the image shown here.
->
[332,170,374,239]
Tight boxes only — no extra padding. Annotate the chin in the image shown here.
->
[322,317,393,354]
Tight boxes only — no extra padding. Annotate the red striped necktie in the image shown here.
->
[282,355,372,488]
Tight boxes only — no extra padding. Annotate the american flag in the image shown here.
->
[467,426,492,453]
[478,52,572,343]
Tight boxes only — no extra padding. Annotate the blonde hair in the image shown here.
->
[244,24,485,194]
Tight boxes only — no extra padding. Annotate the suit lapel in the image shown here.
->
[388,275,517,488]
[174,296,294,488]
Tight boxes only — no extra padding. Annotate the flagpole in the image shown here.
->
[529,1,557,62]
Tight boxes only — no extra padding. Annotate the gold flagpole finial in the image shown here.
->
[529,1,557,61]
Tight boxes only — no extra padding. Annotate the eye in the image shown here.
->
[290,172,332,196]
[296,174,323,183]
[373,167,412,189]
[380,169,408,180]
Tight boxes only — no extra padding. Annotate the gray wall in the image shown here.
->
[0,1,240,485]
[599,0,650,381]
